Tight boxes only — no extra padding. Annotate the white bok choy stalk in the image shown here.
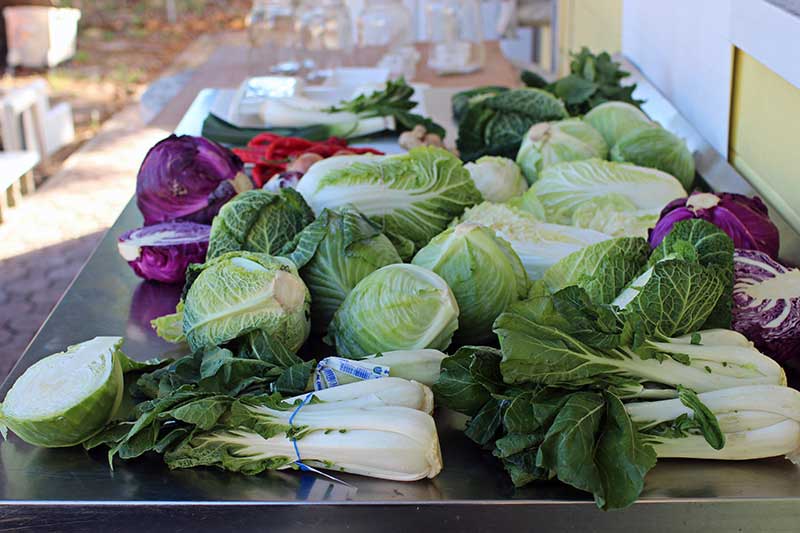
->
[286,377,434,414]
[165,398,442,481]
[261,96,393,138]
[627,385,800,462]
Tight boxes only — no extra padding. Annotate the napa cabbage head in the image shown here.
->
[584,101,654,147]
[458,202,611,280]
[206,188,314,260]
[530,159,686,237]
[516,119,608,184]
[464,156,528,202]
[296,147,482,259]
[183,251,311,352]
[412,223,528,343]
[281,206,402,335]
[327,264,459,357]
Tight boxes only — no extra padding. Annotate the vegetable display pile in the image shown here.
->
[3,56,800,512]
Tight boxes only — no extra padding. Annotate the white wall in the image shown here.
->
[622,0,733,156]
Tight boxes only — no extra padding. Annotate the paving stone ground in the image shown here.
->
[0,106,168,380]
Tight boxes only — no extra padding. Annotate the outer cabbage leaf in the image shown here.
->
[206,189,314,260]
[458,202,611,280]
[296,147,483,259]
[412,223,528,343]
[183,252,311,352]
[543,237,650,304]
[327,264,459,357]
[583,101,654,147]
[611,127,695,191]
[516,118,608,184]
[531,159,686,236]
[280,207,402,334]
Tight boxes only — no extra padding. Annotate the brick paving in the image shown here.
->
[0,105,168,380]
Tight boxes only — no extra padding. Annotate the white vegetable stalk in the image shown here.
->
[312,350,448,390]
[261,96,394,137]
[285,377,434,414]
[223,405,442,481]
[627,385,800,462]
[613,331,786,394]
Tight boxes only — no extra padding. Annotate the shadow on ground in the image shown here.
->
[0,230,105,381]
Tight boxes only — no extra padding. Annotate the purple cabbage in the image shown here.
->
[136,135,244,225]
[118,221,210,284]
[733,249,800,369]
[649,192,780,258]
[263,171,303,192]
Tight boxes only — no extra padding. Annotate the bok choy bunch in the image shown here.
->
[86,377,442,482]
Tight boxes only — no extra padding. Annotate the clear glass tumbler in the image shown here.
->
[420,0,486,75]
[295,0,354,80]
[356,0,418,78]
[246,0,300,74]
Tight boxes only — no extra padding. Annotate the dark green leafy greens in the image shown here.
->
[521,48,645,116]
[455,88,568,162]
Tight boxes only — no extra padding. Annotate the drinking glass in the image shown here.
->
[356,0,418,78]
[245,0,300,74]
[295,0,354,80]
[420,0,486,75]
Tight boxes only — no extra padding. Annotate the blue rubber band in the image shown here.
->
[289,392,314,470]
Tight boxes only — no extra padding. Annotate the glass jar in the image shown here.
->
[245,0,300,74]
[420,0,486,75]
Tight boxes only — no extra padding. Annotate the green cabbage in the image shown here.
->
[464,156,528,202]
[327,264,459,357]
[412,223,529,343]
[281,207,402,334]
[296,147,482,259]
[542,237,651,304]
[584,101,653,147]
[610,127,695,191]
[516,118,608,184]
[530,159,687,237]
[206,189,314,260]
[183,252,311,352]
[458,202,611,280]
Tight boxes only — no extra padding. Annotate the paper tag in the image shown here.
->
[313,357,391,390]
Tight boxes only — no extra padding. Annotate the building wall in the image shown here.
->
[729,48,800,235]
[556,0,622,75]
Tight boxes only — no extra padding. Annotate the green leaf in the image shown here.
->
[117,352,171,374]
[520,70,549,89]
[677,387,725,450]
[274,360,315,397]
[464,398,504,446]
[169,396,231,430]
[432,346,502,416]
[550,75,598,105]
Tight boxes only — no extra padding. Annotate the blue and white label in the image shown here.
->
[313,357,391,390]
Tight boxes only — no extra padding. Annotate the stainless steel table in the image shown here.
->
[2,64,800,533]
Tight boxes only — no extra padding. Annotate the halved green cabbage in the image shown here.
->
[531,159,687,237]
[584,101,653,147]
[464,156,528,202]
[0,337,124,447]
[296,147,482,259]
[458,202,611,280]
[327,264,459,357]
[610,127,695,191]
[516,118,608,184]
[183,252,311,352]
[412,223,528,343]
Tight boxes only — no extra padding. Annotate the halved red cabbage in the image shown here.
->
[649,192,780,258]
[136,135,245,225]
[733,249,800,369]
[118,222,210,284]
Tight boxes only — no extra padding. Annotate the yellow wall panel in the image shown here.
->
[729,48,800,234]
[557,0,623,75]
